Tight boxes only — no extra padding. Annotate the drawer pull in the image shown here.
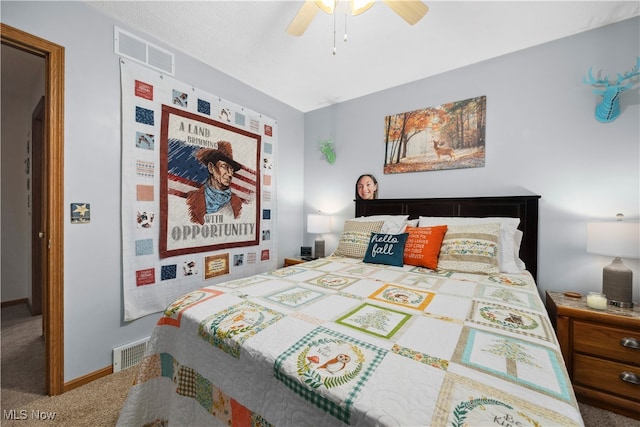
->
[619,371,640,385]
[620,337,640,350]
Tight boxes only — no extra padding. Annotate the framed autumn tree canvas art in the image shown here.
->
[384,96,486,174]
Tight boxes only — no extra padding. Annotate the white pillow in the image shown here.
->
[513,229,526,270]
[418,216,521,274]
[352,215,409,234]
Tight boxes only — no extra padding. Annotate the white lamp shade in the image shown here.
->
[307,214,331,234]
[587,221,640,259]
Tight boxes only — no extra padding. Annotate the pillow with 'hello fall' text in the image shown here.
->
[363,232,409,267]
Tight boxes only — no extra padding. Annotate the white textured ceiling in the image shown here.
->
[87,1,639,112]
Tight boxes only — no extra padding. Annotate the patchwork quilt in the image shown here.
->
[117,256,584,427]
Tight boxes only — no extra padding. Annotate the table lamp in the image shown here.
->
[307,213,331,258]
[587,213,640,308]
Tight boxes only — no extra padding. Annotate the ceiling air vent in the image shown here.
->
[114,26,175,76]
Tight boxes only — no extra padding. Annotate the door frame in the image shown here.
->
[31,96,45,316]
[2,23,65,396]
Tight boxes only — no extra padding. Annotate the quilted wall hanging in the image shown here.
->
[121,60,278,321]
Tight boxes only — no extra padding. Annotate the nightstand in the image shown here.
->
[546,291,640,419]
[283,257,307,267]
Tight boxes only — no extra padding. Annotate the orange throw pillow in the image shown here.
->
[403,225,448,269]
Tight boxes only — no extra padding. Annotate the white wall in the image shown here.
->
[2,1,304,382]
[1,50,45,303]
[303,17,640,303]
[1,68,29,303]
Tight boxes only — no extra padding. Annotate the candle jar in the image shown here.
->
[586,292,608,310]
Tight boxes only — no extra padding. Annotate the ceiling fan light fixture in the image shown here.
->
[287,0,428,37]
[315,0,336,14]
[350,0,375,15]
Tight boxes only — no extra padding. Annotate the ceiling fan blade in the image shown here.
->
[286,1,320,36]
[382,0,429,25]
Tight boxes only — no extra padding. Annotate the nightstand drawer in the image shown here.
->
[573,354,640,401]
[573,320,640,365]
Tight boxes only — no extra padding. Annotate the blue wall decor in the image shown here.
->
[583,57,640,123]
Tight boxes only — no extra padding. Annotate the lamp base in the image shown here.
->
[314,238,325,259]
[602,257,633,308]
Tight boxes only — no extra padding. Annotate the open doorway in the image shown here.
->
[1,23,65,396]
[31,96,45,316]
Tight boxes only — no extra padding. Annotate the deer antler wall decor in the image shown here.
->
[583,57,640,123]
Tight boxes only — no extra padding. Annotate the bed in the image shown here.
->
[118,195,585,427]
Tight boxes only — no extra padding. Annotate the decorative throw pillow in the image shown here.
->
[332,220,384,259]
[419,216,521,273]
[437,223,501,274]
[363,232,409,267]
[403,225,448,269]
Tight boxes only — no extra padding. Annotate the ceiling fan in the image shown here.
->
[286,0,429,36]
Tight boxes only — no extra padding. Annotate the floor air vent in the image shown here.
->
[113,337,149,372]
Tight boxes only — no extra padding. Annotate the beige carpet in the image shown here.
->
[1,367,136,427]
[2,303,639,426]
[1,304,46,410]
[1,303,136,426]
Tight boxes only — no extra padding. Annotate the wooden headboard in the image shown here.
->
[355,195,541,281]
